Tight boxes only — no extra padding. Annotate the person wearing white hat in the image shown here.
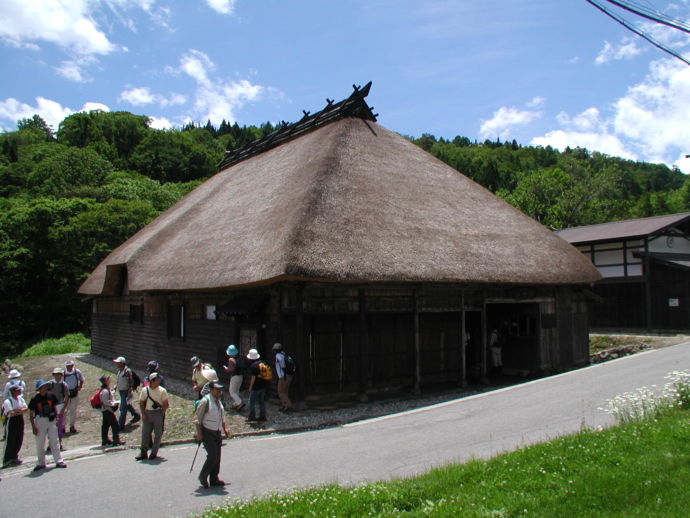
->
[2,369,27,402]
[28,379,66,470]
[2,384,27,467]
[63,359,85,433]
[2,369,26,441]
[48,368,69,450]
[246,349,269,422]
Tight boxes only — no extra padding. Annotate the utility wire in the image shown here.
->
[602,0,690,34]
[585,0,690,65]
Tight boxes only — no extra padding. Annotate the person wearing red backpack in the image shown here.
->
[28,379,66,471]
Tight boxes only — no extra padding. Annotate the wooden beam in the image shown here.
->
[358,288,369,401]
[295,284,306,402]
[413,289,421,395]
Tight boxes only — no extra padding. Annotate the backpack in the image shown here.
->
[284,353,297,375]
[130,369,141,390]
[89,389,103,409]
[257,361,273,381]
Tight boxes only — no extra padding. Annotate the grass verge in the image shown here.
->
[17,333,91,358]
[199,408,690,518]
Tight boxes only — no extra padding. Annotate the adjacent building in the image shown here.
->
[557,212,690,331]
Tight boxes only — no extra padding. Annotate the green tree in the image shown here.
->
[27,147,113,197]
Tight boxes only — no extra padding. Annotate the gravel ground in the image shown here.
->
[3,333,689,468]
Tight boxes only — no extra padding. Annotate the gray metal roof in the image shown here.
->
[556,213,690,244]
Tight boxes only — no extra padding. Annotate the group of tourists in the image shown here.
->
[0,341,296,489]
[1,360,85,473]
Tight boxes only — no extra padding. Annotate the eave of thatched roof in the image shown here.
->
[79,117,600,296]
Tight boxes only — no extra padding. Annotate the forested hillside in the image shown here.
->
[1,111,688,353]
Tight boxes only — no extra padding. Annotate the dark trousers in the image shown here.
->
[3,415,24,464]
[101,410,120,443]
[199,427,222,484]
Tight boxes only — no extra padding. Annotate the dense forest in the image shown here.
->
[1,110,688,354]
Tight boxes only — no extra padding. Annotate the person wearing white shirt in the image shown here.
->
[2,385,27,467]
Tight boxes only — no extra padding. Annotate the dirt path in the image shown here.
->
[1,354,256,463]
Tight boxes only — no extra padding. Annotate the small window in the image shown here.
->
[129,304,144,324]
[204,304,217,320]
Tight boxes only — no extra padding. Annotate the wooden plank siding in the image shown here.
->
[88,283,592,400]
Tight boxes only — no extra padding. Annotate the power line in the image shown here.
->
[602,0,690,34]
[585,0,690,65]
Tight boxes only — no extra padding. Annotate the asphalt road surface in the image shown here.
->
[2,341,689,518]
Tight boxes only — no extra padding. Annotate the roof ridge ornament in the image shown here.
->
[219,82,377,170]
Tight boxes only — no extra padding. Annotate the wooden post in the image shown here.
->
[358,288,369,402]
[644,239,652,330]
[480,291,489,384]
[460,289,467,387]
[295,284,306,404]
[413,289,421,395]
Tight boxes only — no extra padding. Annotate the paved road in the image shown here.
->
[2,341,689,518]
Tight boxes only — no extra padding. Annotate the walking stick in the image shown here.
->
[189,441,201,473]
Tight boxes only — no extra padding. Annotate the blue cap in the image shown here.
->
[226,344,238,356]
[35,379,49,390]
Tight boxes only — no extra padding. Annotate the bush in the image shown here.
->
[19,333,90,358]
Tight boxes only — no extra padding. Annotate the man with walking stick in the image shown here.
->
[193,380,229,488]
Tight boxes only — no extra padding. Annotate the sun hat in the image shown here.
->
[35,379,50,390]
[247,349,260,360]
[226,344,238,356]
[113,356,126,364]
[190,356,201,367]
[65,360,75,367]
[9,384,22,393]
[148,372,160,381]
[8,369,20,379]
[208,380,224,390]
[272,342,283,351]
[52,367,64,375]
[147,360,159,372]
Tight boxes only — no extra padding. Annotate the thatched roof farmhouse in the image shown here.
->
[80,83,600,400]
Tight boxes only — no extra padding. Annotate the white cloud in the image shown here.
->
[0,97,110,131]
[119,86,187,107]
[148,116,173,129]
[530,57,690,172]
[595,39,644,65]
[531,130,635,160]
[169,49,263,124]
[205,0,235,15]
[479,106,541,141]
[0,0,117,56]
[526,96,545,109]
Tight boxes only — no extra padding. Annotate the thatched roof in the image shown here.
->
[79,117,600,296]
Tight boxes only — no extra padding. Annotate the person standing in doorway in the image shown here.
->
[113,356,140,429]
[273,343,294,412]
[193,381,229,488]
[489,328,503,375]
[28,379,66,471]
[223,345,245,411]
[63,360,84,433]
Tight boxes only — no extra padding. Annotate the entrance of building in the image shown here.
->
[486,303,540,376]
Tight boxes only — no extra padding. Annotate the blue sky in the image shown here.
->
[2,0,690,172]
